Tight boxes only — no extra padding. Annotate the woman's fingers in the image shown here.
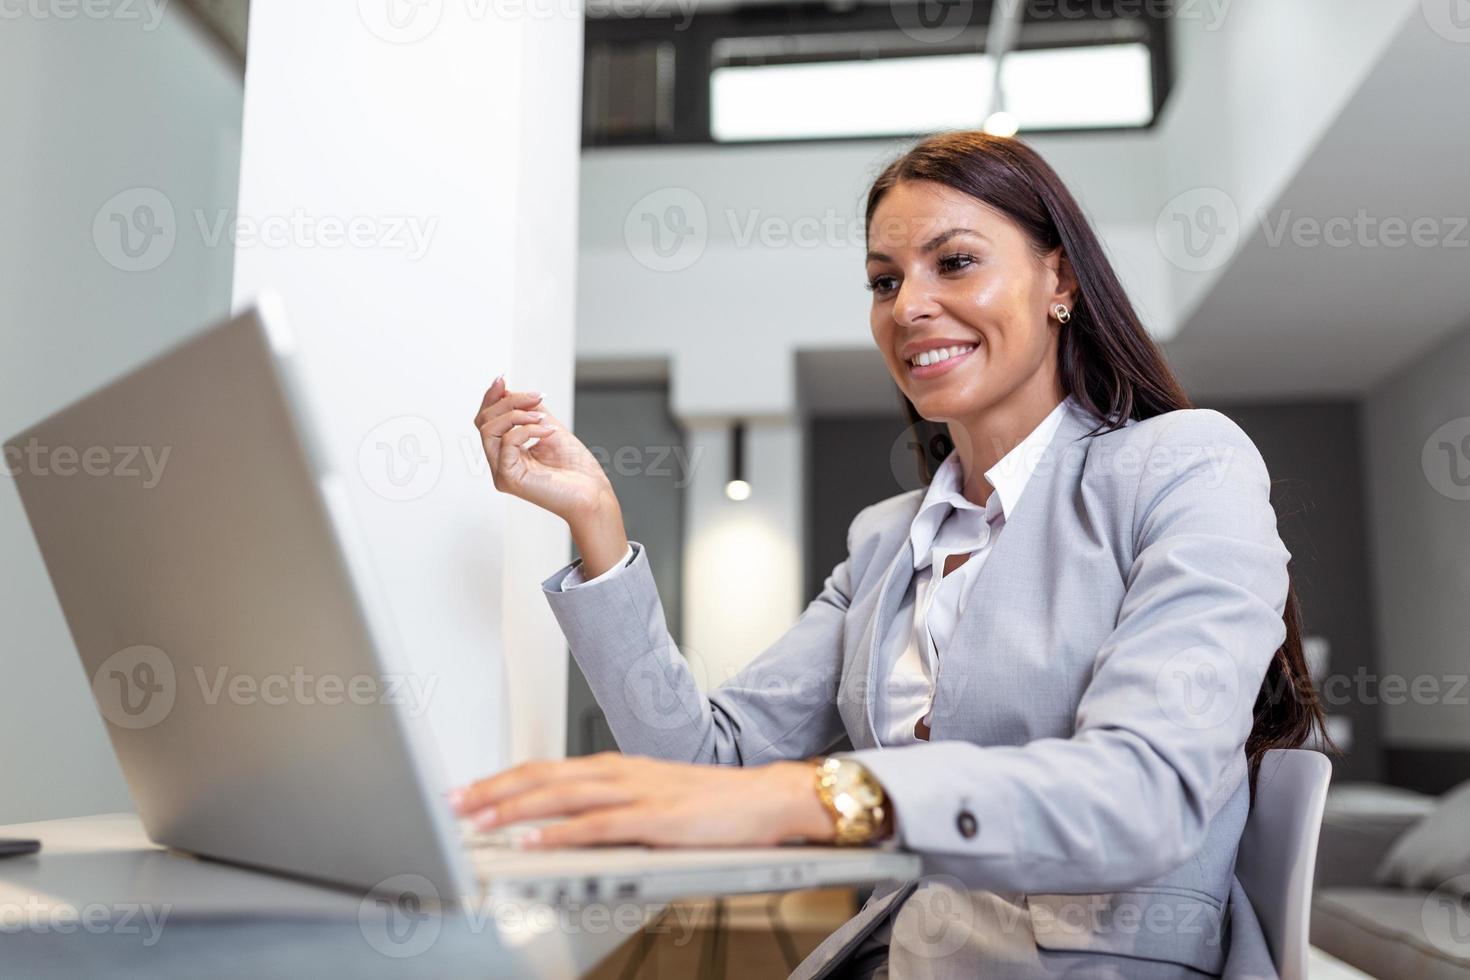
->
[500,421,558,461]
[453,754,623,817]
[479,408,547,441]
[474,389,544,430]
[526,807,654,849]
[469,781,635,831]
[477,374,506,414]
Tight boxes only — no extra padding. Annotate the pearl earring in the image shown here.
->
[1053,304,1072,324]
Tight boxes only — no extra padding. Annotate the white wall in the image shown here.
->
[1363,320,1470,749]
[1157,0,1420,324]
[232,1,584,785]
[0,9,244,823]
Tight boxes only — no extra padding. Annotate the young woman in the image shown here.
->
[456,131,1324,979]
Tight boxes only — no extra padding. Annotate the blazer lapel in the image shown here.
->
[922,400,1103,737]
[847,399,1104,749]
[852,533,916,748]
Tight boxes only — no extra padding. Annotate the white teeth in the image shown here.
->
[910,344,975,368]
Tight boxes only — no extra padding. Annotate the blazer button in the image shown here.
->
[956,810,979,839]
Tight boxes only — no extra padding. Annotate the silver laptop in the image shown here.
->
[6,299,919,905]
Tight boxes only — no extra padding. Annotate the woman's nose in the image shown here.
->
[893,282,940,326]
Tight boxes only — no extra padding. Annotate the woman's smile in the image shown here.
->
[903,340,978,380]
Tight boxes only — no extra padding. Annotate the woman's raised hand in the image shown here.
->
[474,375,630,577]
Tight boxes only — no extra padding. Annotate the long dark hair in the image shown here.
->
[865,131,1328,790]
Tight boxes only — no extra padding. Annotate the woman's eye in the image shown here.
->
[865,274,898,295]
[938,253,977,274]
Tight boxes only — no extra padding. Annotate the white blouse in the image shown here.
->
[560,395,1078,748]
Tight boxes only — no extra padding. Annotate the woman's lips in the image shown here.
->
[907,345,976,380]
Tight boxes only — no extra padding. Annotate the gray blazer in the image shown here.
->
[540,398,1289,979]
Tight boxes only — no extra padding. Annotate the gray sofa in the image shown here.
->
[1312,783,1470,979]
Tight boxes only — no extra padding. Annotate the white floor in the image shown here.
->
[1309,946,1375,978]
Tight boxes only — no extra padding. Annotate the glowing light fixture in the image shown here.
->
[725,422,751,501]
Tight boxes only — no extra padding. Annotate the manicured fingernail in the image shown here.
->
[543,425,559,433]
[447,788,466,809]
[492,373,504,387]
[529,391,545,400]
[473,808,498,829]
[518,828,542,849]
[529,411,546,421]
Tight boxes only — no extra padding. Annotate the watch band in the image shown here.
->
[812,756,890,845]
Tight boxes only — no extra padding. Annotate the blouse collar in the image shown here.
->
[908,394,1077,570]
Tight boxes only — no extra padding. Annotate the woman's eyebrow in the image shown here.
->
[866,227,989,264]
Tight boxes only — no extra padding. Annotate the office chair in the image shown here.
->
[1235,748,1334,980]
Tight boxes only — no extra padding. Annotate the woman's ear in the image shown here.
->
[1047,247,1079,312]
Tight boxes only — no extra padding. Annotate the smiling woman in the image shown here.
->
[464,130,1328,980]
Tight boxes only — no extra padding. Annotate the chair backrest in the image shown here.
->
[1235,748,1334,980]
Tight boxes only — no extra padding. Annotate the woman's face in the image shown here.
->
[865,179,1074,426]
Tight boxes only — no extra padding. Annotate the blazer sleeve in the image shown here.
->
[847,409,1292,893]
[540,519,861,766]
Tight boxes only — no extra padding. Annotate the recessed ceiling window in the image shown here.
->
[710,42,1152,142]
[582,2,1172,146]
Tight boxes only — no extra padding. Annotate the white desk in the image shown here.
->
[0,814,653,979]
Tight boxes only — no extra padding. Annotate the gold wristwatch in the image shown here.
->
[812,756,891,845]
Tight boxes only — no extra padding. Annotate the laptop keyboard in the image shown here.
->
[460,823,546,850]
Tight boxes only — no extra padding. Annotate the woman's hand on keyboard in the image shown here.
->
[448,753,836,849]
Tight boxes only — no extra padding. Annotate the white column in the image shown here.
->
[232,1,583,783]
